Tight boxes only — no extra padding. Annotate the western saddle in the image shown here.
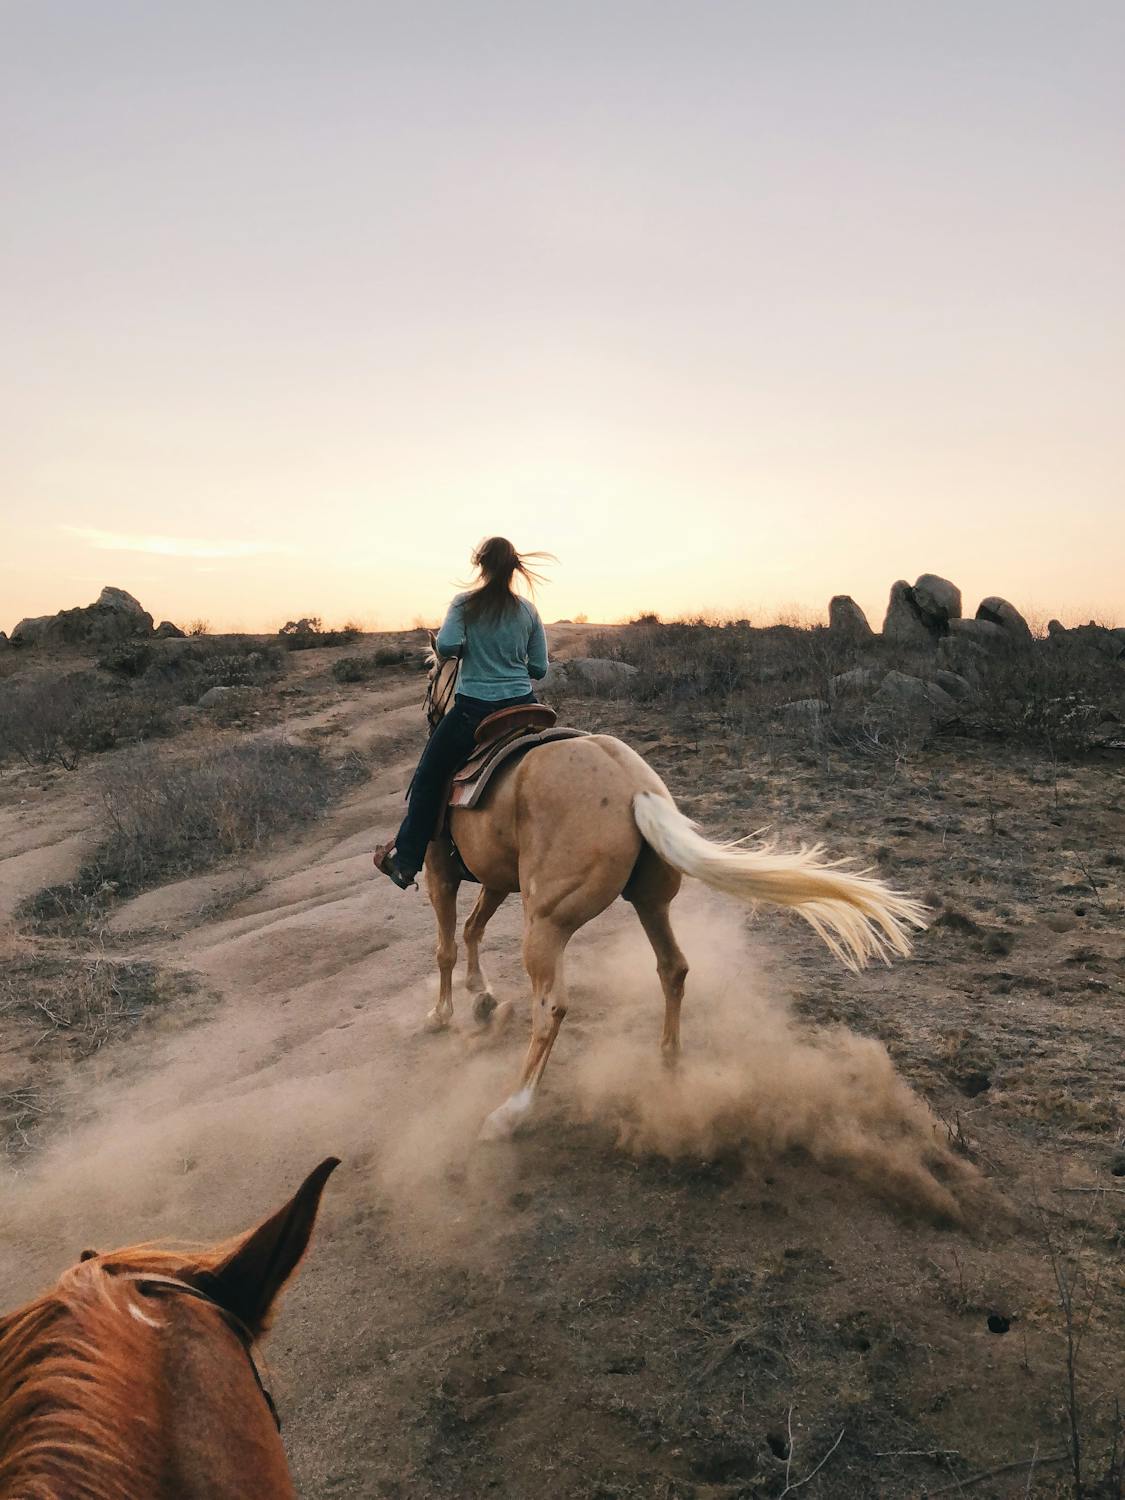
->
[449,704,586,809]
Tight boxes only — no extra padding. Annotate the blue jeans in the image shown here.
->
[394,691,536,878]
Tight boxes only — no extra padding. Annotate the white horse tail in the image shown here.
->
[632,791,928,971]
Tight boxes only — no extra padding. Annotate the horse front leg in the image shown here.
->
[423,852,460,1032]
[463,886,508,1024]
[480,915,569,1138]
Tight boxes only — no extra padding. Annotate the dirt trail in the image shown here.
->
[1,641,1122,1497]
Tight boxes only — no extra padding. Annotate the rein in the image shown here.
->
[425,652,460,734]
[115,1272,281,1431]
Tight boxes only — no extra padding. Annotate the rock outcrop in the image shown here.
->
[12,586,155,648]
[154,620,187,639]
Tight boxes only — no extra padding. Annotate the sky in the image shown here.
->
[2,1,1123,634]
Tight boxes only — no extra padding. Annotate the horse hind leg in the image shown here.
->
[481,916,569,1139]
[632,898,689,1060]
[463,886,507,1024]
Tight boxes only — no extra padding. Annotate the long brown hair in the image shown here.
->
[462,537,553,625]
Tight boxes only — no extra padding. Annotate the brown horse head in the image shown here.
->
[0,1156,339,1499]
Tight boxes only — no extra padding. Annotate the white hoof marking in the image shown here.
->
[479,1088,534,1141]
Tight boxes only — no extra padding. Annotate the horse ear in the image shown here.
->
[199,1157,340,1335]
[428,629,437,650]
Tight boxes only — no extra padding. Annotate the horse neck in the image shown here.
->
[155,1297,296,1500]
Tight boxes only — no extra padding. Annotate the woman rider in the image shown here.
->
[373,537,551,888]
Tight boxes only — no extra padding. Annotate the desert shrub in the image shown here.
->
[0,672,172,768]
[332,647,408,683]
[0,674,102,769]
[967,648,1124,753]
[143,640,285,702]
[279,618,361,651]
[187,619,210,636]
[585,617,857,706]
[97,642,154,677]
[21,739,366,930]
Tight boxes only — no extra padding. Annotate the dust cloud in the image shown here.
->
[2,895,974,1308]
[562,904,978,1223]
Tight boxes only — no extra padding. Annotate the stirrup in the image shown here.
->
[373,845,415,890]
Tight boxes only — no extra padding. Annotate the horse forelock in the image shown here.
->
[0,1245,233,1497]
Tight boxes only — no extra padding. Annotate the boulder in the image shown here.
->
[949,617,1006,646]
[976,597,1033,644]
[154,620,187,639]
[882,581,935,647]
[827,595,873,640]
[829,666,879,698]
[552,657,639,694]
[936,634,990,679]
[870,670,959,724]
[912,574,962,628]
[932,669,974,701]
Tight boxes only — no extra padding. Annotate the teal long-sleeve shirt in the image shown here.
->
[435,593,549,700]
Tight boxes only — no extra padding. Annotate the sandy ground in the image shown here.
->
[1,631,1122,1498]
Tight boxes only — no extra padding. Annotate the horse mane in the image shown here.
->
[0,1244,231,1500]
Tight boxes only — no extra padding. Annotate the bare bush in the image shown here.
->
[0,953,193,1151]
[0,673,108,769]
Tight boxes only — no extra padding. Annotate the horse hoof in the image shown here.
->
[491,1000,515,1032]
[479,1088,533,1141]
[472,991,497,1026]
[423,1009,450,1034]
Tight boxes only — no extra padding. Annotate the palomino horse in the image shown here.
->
[419,649,927,1138]
[0,1157,338,1499]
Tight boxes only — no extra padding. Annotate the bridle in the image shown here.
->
[114,1272,281,1431]
[424,652,460,734]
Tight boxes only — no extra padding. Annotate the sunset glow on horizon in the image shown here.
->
[3,2,1123,635]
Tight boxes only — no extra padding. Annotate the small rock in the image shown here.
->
[154,620,187,638]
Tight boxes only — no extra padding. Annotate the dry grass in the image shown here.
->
[0,952,195,1152]
[584,614,1124,757]
[20,739,367,932]
[0,641,287,769]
